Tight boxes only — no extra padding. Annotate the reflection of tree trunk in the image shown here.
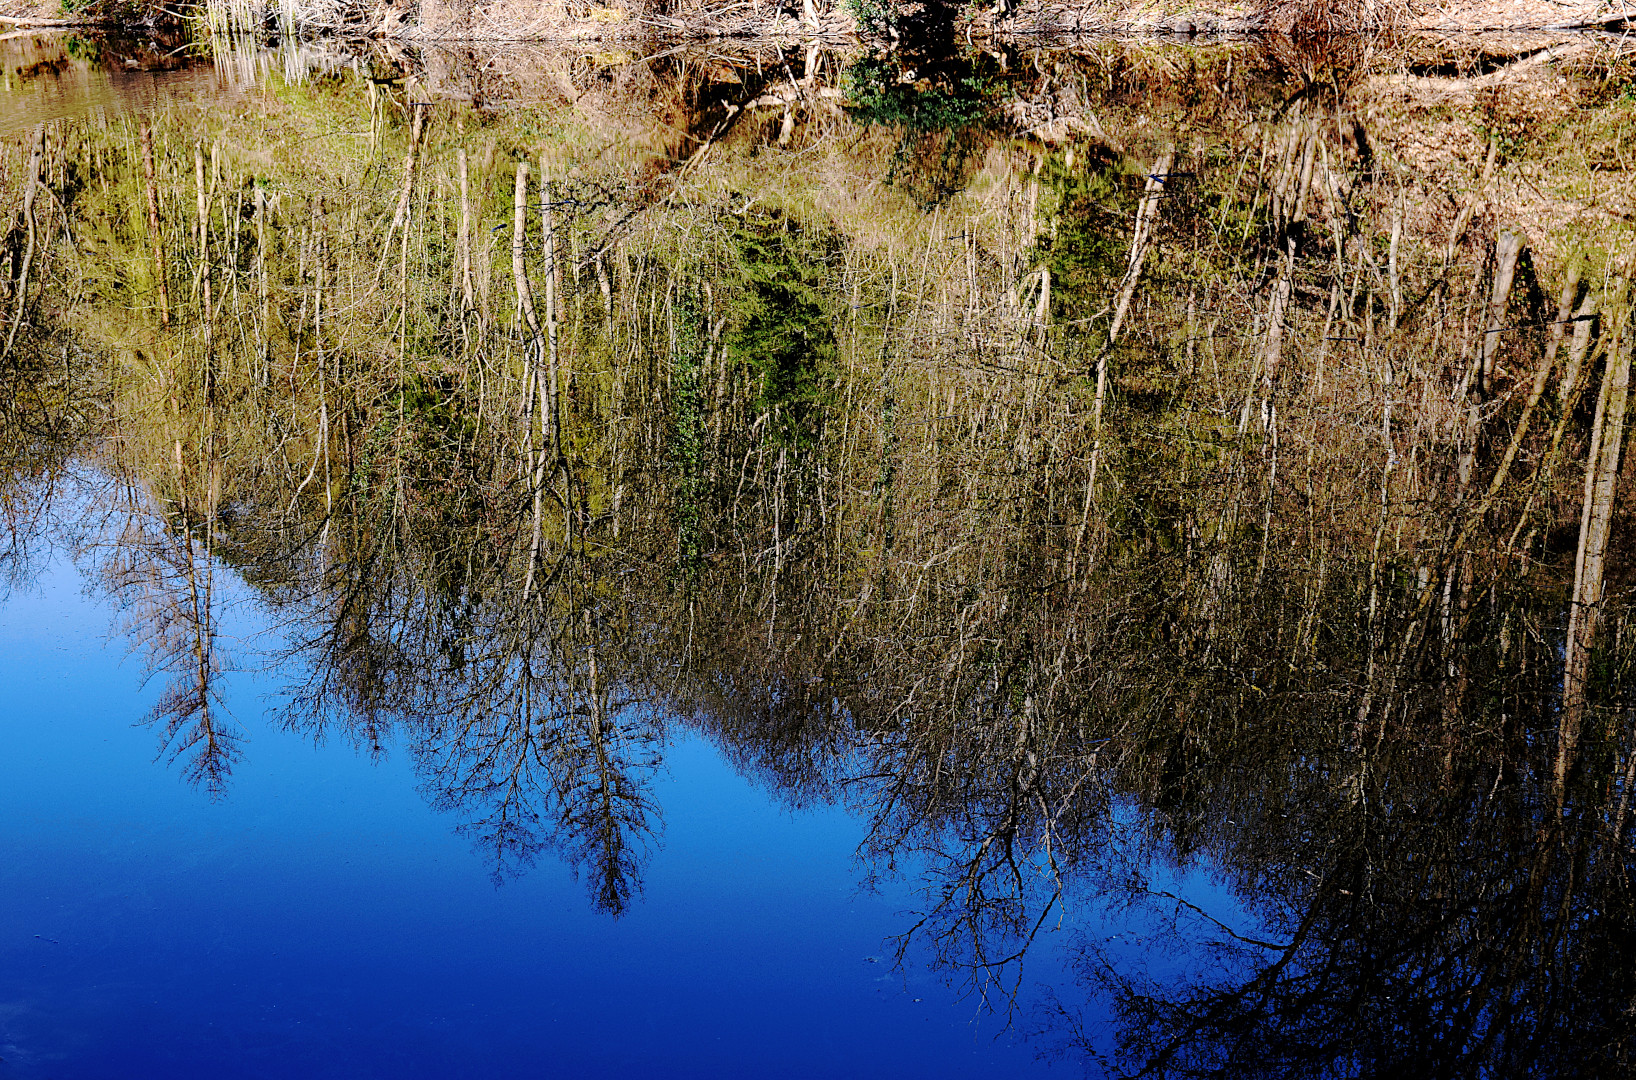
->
[289,226,331,518]
[594,253,613,325]
[1481,230,1523,395]
[1105,150,1173,352]
[1080,149,1172,564]
[141,124,171,330]
[172,520,227,792]
[2,127,41,361]
[195,143,213,348]
[1557,301,1632,800]
[1560,290,1597,408]
[1482,262,1564,502]
[514,163,568,601]
[1441,243,1556,566]
[539,166,562,459]
[1508,287,1600,553]
[1387,195,1402,331]
[254,184,269,386]
[1612,738,1636,847]
[380,103,427,271]
[512,163,543,368]
[1544,262,1582,380]
[582,609,625,914]
[457,147,475,315]
[109,484,239,796]
[1256,239,1293,581]
[1434,234,1527,635]
[515,163,547,600]
[1032,265,1049,343]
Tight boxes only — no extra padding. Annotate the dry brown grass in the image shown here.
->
[1257,0,1397,35]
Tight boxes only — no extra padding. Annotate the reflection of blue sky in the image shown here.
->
[0,556,1065,1077]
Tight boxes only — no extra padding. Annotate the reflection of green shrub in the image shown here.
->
[721,213,839,450]
[843,56,1000,208]
[399,372,478,458]
[1035,144,1138,334]
[843,56,995,132]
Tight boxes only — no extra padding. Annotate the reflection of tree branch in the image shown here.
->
[857,648,1108,1022]
[1142,887,1291,951]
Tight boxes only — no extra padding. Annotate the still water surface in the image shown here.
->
[1,556,1067,1076]
[2,29,1635,1078]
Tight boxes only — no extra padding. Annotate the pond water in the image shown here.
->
[2,556,1070,1078]
[1,29,1635,1078]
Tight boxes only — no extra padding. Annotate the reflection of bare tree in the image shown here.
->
[839,612,1118,1010]
[275,335,665,912]
[411,603,664,915]
[99,482,240,796]
[279,532,666,910]
[1040,738,1636,1079]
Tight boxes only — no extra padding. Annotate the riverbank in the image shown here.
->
[2,0,1632,41]
[300,0,1636,40]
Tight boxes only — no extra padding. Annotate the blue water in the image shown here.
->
[0,557,1065,1078]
